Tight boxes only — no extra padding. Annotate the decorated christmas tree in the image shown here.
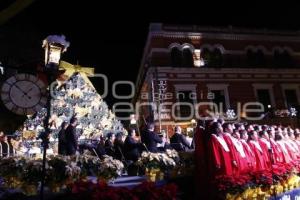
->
[23,61,123,142]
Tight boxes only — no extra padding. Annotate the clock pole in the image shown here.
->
[40,35,69,200]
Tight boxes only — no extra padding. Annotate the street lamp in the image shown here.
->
[40,35,69,200]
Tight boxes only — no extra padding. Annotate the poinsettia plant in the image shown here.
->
[69,180,178,200]
[213,174,252,195]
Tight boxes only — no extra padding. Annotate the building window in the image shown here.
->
[284,90,298,107]
[246,49,265,67]
[211,49,223,67]
[281,84,300,108]
[211,90,226,111]
[200,48,211,67]
[246,49,256,67]
[256,89,272,109]
[206,84,230,113]
[174,84,197,120]
[253,84,275,111]
[171,47,182,67]
[256,49,265,66]
[177,90,194,118]
[274,50,292,68]
[182,48,194,67]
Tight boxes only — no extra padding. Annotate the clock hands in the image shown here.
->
[13,84,27,95]
[13,84,32,99]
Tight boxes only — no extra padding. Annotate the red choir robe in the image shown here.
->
[276,141,292,164]
[258,138,272,166]
[248,140,268,171]
[241,139,256,171]
[223,133,240,174]
[295,140,300,152]
[208,134,233,176]
[270,138,284,163]
[284,140,298,161]
[231,137,248,174]
[289,140,300,159]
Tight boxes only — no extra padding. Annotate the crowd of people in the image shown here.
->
[192,119,300,199]
[196,119,300,177]
[57,118,194,162]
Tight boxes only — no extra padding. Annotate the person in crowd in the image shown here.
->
[124,129,142,161]
[286,129,300,159]
[58,121,68,155]
[157,130,171,151]
[248,130,268,171]
[294,129,300,149]
[239,129,256,171]
[65,117,78,156]
[275,132,292,164]
[267,126,283,163]
[222,123,240,174]
[114,132,125,161]
[258,131,272,166]
[95,135,106,158]
[141,123,162,153]
[194,120,210,199]
[208,122,233,176]
[231,130,248,174]
[105,132,115,156]
[1,135,13,157]
[170,126,191,151]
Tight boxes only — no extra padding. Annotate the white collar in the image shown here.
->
[250,140,263,152]
[212,134,230,152]
[260,138,271,149]
[232,137,246,157]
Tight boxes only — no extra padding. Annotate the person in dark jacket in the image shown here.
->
[114,132,125,161]
[58,121,68,155]
[1,135,13,157]
[124,129,142,161]
[65,117,78,155]
[141,123,162,153]
[105,132,115,156]
[170,126,191,151]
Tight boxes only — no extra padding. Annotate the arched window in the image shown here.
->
[281,50,292,67]
[273,50,281,67]
[200,48,211,67]
[170,47,182,67]
[274,50,292,67]
[255,49,265,66]
[211,49,223,67]
[246,49,256,66]
[182,48,194,67]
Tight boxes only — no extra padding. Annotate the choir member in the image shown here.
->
[208,122,233,176]
[248,130,268,171]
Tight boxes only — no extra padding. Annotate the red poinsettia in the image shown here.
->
[250,170,273,186]
[69,180,177,200]
[213,174,251,194]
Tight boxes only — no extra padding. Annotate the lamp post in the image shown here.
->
[40,35,69,200]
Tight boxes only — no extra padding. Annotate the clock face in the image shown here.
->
[1,74,47,115]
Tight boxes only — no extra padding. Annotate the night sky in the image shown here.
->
[1,0,300,128]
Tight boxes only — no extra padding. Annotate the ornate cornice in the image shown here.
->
[151,31,300,42]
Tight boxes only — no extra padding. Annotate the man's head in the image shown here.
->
[174,126,182,134]
[223,123,233,134]
[147,123,155,131]
[70,117,78,126]
[259,131,269,140]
